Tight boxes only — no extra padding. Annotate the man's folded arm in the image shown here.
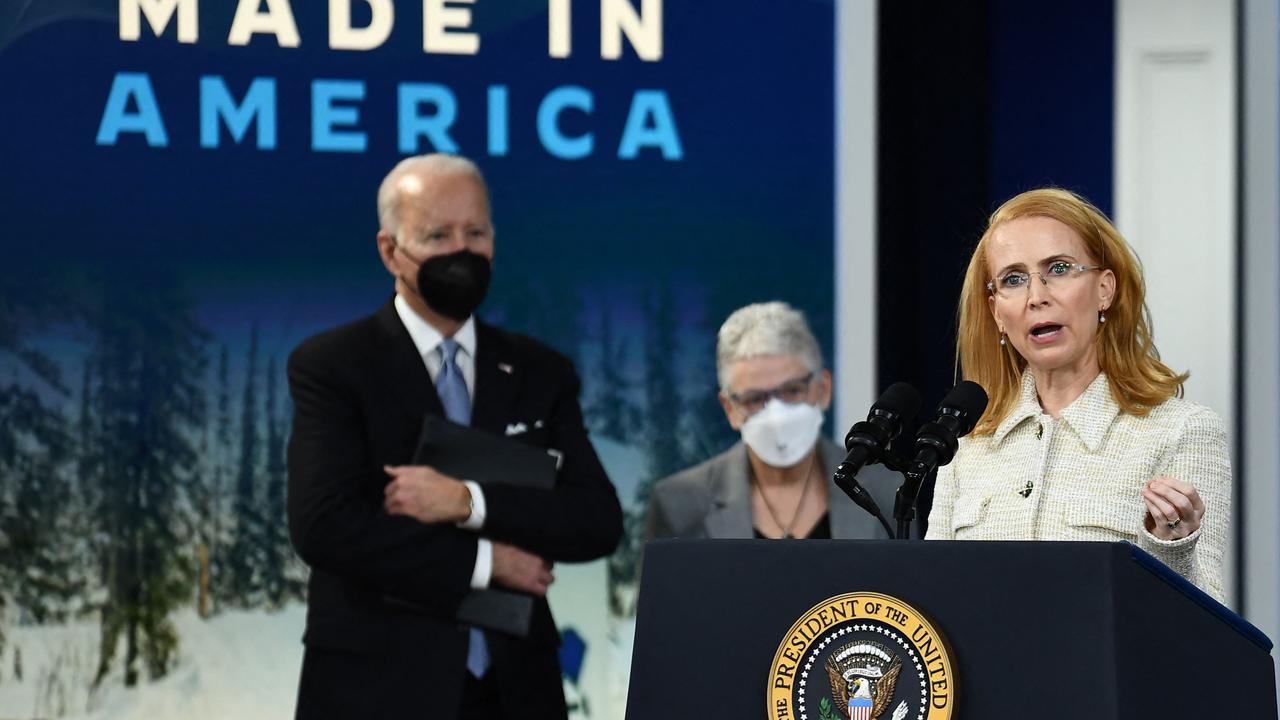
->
[479,365,623,562]
[287,350,476,612]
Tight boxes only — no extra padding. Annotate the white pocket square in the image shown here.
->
[504,422,529,436]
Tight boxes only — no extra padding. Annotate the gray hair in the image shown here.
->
[376,153,490,236]
[716,301,824,392]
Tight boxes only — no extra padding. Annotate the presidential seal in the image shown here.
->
[768,592,955,720]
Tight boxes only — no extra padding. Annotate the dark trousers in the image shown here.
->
[459,669,505,720]
[295,640,568,720]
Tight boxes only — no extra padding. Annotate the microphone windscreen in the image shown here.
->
[939,381,989,436]
[874,381,922,420]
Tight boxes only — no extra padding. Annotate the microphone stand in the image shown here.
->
[831,466,895,539]
[882,447,923,540]
[892,467,927,540]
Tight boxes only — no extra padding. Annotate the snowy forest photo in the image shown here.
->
[0,269,834,719]
[0,275,310,718]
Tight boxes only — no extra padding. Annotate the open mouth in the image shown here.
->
[1029,323,1063,341]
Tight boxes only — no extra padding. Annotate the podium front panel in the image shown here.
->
[626,540,1275,720]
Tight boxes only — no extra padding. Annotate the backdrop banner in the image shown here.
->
[0,2,838,717]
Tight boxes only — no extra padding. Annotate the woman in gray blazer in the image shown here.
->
[646,302,897,540]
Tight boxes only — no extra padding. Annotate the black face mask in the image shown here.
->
[410,249,492,321]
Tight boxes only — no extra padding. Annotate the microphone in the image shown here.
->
[894,381,989,538]
[906,381,988,479]
[833,382,921,538]
[835,382,921,480]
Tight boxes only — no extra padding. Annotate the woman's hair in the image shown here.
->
[716,302,823,393]
[957,188,1187,435]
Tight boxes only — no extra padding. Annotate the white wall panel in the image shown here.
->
[836,0,878,437]
[1115,0,1238,604]
[1241,0,1280,687]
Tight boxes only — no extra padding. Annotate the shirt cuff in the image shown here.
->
[1137,523,1200,580]
[458,480,487,530]
[470,538,492,590]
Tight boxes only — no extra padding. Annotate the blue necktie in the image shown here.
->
[436,339,471,426]
[436,339,490,678]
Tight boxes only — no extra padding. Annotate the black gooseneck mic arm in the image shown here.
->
[832,382,921,539]
[893,381,989,539]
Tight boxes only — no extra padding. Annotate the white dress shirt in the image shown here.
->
[394,294,492,590]
[926,372,1231,603]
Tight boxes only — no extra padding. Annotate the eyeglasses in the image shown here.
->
[727,372,815,415]
[986,261,1103,298]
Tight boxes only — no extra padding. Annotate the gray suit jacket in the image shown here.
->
[645,438,900,540]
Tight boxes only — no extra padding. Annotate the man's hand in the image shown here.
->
[383,465,472,524]
[491,542,554,596]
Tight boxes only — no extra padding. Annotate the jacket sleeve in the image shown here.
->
[477,361,624,563]
[1135,407,1232,604]
[286,344,475,614]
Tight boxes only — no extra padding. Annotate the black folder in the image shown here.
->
[410,414,560,636]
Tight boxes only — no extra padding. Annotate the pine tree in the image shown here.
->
[77,359,103,503]
[677,286,739,465]
[188,345,232,617]
[226,326,263,605]
[585,306,641,444]
[639,284,689,497]
[85,278,208,687]
[208,345,233,608]
[5,452,84,623]
[0,278,76,652]
[259,355,295,608]
[78,356,106,590]
[608,285,691,615]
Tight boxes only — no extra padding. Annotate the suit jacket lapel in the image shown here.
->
[703,443,754,538]
[372,299,444,425]
[471,321,519,436]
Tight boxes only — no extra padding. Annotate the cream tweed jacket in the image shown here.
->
[925,372,1231,603]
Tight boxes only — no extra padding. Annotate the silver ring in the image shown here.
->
[1166,517,1182,530]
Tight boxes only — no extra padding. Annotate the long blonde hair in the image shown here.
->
[957,188,1187,435]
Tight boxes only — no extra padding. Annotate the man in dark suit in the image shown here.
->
[287,153,622,720]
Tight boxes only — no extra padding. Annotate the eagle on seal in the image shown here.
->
[824,641,903,719]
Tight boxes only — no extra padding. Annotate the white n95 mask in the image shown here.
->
[740,399,824,468]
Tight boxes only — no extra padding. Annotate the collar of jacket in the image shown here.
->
[991,371,1120,452]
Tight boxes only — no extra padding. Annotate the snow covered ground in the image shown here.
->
[0,606,306,720]
[580,435,647,720]
[0,601,632,720]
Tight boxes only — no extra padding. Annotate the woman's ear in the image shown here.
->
[817,369,833,411]
[988,293,1004,334]
[1098,268,1116,311]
